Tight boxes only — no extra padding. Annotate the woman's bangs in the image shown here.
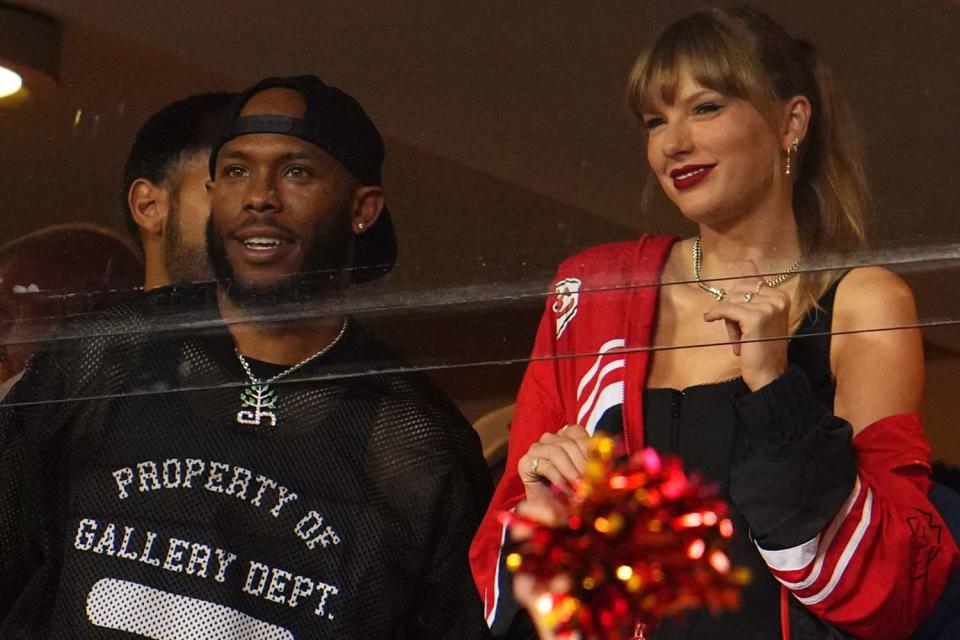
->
[631,19,760,114]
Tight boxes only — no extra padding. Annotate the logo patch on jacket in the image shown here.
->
[907,508,943,581]
[553,278,581,338]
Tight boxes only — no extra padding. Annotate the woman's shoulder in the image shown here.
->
[833,266,918,332]
[829,268,924,429]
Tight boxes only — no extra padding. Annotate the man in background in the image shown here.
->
[0,93,232,396]
[122,92,234,288]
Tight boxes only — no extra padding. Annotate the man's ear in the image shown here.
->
[128,178,169,237]
[350,186,385,234]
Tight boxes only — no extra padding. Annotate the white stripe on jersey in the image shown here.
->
[584,382,624,435]
[795,488,873,605]
[761,477,862,588]
[576,339,625,399]
[577,360,625,425]
[759,476,871,603]
[756,533,821,572]
[486,509,513,628]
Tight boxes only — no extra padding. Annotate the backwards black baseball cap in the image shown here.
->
[209,75,396,282]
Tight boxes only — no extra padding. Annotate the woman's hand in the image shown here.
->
[518,424,590,505]
[511,498,568,640]
[703,262,792,391]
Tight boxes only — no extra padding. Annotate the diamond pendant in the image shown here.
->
[236,383,279,427]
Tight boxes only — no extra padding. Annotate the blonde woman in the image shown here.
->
[471,8,958,639]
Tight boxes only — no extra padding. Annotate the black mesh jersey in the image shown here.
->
[0,285,493,639]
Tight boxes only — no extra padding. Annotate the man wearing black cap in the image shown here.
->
[0,76,492,639]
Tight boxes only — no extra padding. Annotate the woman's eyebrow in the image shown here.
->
[681,88,721,105]
[642,88,720,114]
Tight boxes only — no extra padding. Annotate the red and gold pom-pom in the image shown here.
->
[504,436,750,640]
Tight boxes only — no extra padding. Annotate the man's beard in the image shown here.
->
[206,207,354,310]
[164,194,214,285]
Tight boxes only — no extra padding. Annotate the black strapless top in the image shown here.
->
[600,278,844,640]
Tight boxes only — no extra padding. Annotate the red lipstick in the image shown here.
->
[670,164,715,190]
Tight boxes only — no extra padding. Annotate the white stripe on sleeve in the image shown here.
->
[761,476,863,590]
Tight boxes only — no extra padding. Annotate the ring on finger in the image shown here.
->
[530,457,540,473]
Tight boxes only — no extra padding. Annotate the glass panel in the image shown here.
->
[2,2,959,637]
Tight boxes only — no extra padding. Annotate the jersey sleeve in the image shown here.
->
[0,297,146,621]
[0,339,82,615]
[412,426,495,639]
[0,390,34,614]
[361,366,495,639]
[730,365,959,639]
[469,290,566,633]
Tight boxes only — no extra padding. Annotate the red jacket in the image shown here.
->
[469,235,958,639]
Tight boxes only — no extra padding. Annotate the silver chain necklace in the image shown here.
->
[234,319,349,427]
[692,236,800,302]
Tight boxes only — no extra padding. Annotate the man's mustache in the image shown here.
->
[216,212,298,241]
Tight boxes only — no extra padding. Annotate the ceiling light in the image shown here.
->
[0,3,60,103]
[0,65,22,98]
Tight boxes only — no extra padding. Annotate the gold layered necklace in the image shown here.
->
[692,236,801,302]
